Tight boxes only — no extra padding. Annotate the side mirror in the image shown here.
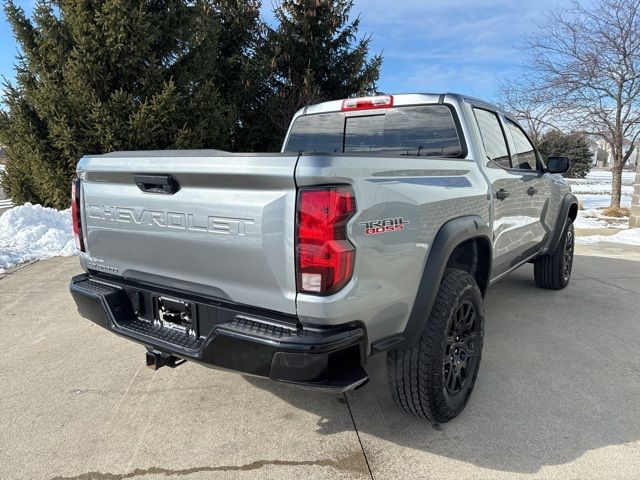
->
[546,156,570,174]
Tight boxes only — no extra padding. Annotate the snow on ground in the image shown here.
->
[573,208,630,229]
[579,170,636,180]
[565,169,640,245]
[566,170,635,208]
[573,214,608,229]
[576,228,640,246]
[578,194,632,209]
[0,203,76,273]
[568,170,635,229]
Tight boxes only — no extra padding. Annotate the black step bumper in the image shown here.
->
[70,274,368,392]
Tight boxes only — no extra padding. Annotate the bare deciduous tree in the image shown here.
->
[497,78,561,144]
[523,0,640,208]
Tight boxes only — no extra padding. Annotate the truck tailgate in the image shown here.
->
[77,151,299,315]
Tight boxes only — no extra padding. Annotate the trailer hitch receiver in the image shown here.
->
[145,349,179,370]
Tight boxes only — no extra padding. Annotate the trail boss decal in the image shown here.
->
[360,217,409,235]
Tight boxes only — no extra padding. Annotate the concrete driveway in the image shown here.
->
[1,249,639,480]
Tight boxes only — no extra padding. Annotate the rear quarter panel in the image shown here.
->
[295,155,490,345]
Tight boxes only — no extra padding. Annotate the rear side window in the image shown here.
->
[473,108,511,169]
[506,119,537,170]
[285,105,463,157]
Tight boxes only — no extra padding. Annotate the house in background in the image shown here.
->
[592,139,639,168]
[586,138,605,166]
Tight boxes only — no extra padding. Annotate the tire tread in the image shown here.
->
[534,220,574,290]
[387,269,484,422]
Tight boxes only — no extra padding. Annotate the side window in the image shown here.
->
[473,108,511,169]
[506,119,537,170]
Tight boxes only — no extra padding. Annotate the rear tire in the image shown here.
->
[387,269,484,422]
[534,219,574,290]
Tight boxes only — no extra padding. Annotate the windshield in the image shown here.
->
[284,105,463,157]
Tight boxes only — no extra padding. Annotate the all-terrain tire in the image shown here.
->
[387,269,484,422]
[534,219,574,290]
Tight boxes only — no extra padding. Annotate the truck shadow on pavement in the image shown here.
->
[245,256,640,474]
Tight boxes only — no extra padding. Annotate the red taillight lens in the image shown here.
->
[341,95,394,111]
[297,186,356,295]
[71,178,85,252]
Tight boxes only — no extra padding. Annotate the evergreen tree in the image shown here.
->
[261,0,382,151]
[537,130,593,179]
[0,0,263,209]
[0,0,383,206]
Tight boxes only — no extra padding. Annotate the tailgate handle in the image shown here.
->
[134,174,179,195]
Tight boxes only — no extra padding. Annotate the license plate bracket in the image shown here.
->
[153,296,197,336]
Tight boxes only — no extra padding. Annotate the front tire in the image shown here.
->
[534,219,574,290]
[387,269,484,422]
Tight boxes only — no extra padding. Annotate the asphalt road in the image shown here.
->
[1,250,640,480]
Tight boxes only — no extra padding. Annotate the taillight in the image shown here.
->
[341,95,394,111]
[297,186,356,295]
[71,178,85,252]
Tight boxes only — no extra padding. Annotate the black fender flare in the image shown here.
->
[543,193,578,255]
[372,215,492,352]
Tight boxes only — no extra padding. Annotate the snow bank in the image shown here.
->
[575,228,640,246]
[0,203,77,273]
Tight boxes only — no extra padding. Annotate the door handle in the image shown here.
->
[133,174,179,194]
[527,186,538,196]
[496,189,510,200]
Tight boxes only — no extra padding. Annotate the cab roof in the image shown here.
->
[294,92,503,118]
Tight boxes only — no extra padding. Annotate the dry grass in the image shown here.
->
[601,206,631,218]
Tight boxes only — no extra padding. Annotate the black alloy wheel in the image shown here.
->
[563,226,574,282]
[443,300,479,396]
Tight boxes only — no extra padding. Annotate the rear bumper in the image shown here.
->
[69,274,368,392]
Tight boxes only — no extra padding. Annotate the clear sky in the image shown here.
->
[1,0,568,102]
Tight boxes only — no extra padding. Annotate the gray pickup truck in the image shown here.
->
[70,93,577,422]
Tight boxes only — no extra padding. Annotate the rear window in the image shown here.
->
[284,105,464,157]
